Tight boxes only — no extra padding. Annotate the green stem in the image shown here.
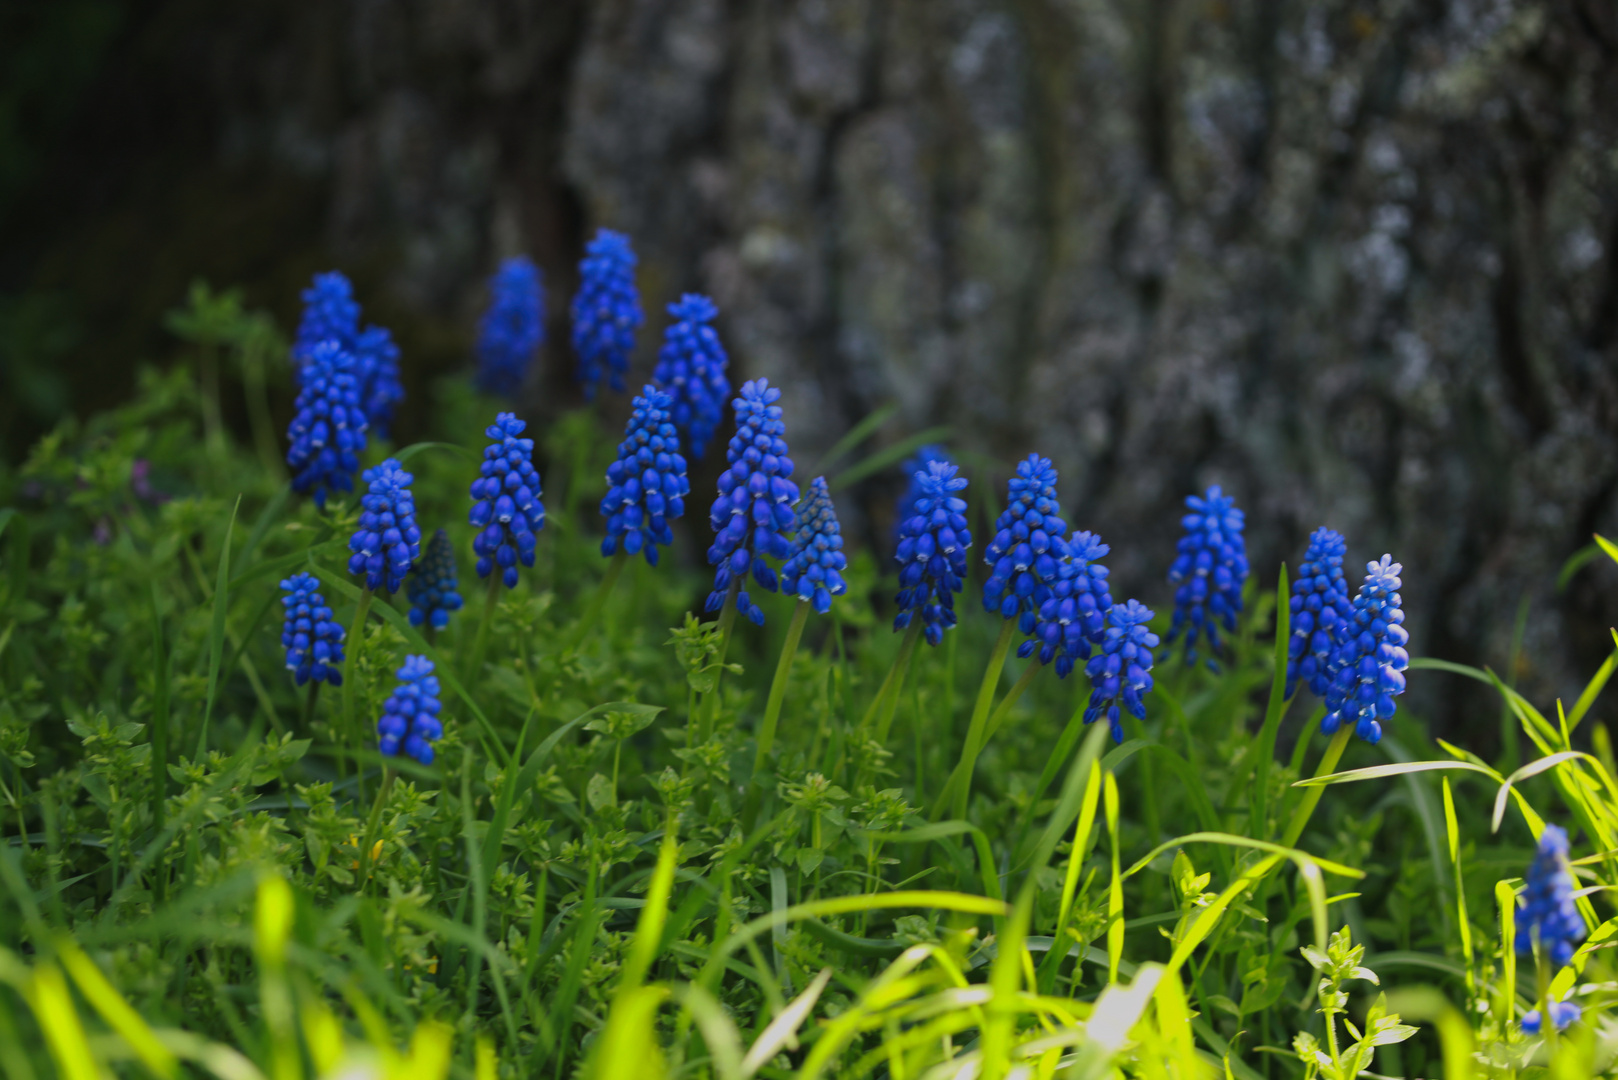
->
[198,344,225,459]
[242,339,285,481]
[357,767,394,895]
[1279,726,1353,850]
[149,585,170,846]
[931,621,1016,821]
[744,600,812,829]
[944,659,1043,822]
[699,580,742,746]
[873,621,924,747]
[300,681,321,736]
[1537,954,1556,1058]
[567,550,629,653]
[342,587,374,788]
[465,574,502,683]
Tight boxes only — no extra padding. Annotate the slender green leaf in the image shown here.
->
[828,426,953,492]
[197,496,241,757]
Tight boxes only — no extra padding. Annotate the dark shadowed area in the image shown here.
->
[4,0,1617,739]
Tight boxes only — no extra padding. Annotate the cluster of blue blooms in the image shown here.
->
[893,461,972,647]
[348,459,421,594]
[982,454,1068,633]
[654,294,731,461]
[707,379,798,626]
[291,271,403,438]
[273,246,1438,856]
[1319,554,1409,745]
[895,445,951,534]
[1517,824,1587,1034]
[1286,528,1353,698]
[476,257,545,398]
[470,413,547,590]
[1032,531,1114,677]
[285,341,368,508]
[571,230,643,398]
[376,655,444,765]
[601,386,689,566]
[1164,485,1249,666]
[780,477,848,614]
[279,572,345,686]
[408,529,463,630]
[1083,600,1160,744]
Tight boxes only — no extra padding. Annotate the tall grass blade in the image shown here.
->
[1253,563,1290,840]
[197,496,242,757]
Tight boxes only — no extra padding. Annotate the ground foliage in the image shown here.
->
[2,291,1618,1078]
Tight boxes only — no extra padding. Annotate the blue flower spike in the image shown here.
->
[1083,600,1160,743]
[1321,554,1410,745]
[571,229,643,398]
[1517,824,1587,969]
[893,461,973,646]
[780,477,848,614]
[601,385,689,566]
[279,572,345,686]
[286,340,368,508]
[983,453,1069,633]
[895,444,951,534]
[1163,485,1249,666]
[376,655,443,766]
[408,529,464,630]
[1032,531,1114,677]
[653,294,730,461]
[469,413,547,589]
[347,459,422,594]
[353,324,405,439]
[707,379,798,626]
[1286,528,1354,698]
[293,271,360,373]
[476,256,545,397]
[1521,1000,1581,1036]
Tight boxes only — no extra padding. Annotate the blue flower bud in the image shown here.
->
[707,379,797,625]
[1321,554,1409,744]
[893,461,972,646]
[571,229,643,398]
[476,256,544,397]
[1083,600,1159,743]
[286,340,368,508]
[602,385,689,566]
[469,413,546,589]
[377,655,443,765]
[653,294,730,461]
[1163,485,1248,666]
[279,572,345,686]
[780,477,848,615]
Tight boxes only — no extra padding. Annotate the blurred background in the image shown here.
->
[3,0,1616,739]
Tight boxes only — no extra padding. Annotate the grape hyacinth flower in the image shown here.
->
[653,294,730,460]
[1031,531,1114,677]
[707,379,798,626]
[780,477,848,614]
[983,454,1069,633]
[347,459,422,593]
[408,529,464,630]
[286,340,368,508]
[279,572,345,686]
[1520,1000,1581,1036]
[1321,554,1410,745]
[570,229,643,398]
[353,324,405,439]
[894,461,972,646]
[1285,528,1354,698]
[476,256,545,397]
[1163,485,1249,665]
[469,413,547,589]
[376,655,444,766]
[895,444,951,535]
[293,271,360,369]
[1516,824,1586,969]
[601,385,689,566]
[1083,600,1160,743]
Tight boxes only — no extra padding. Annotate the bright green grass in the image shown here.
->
[1,286,1617,1078]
